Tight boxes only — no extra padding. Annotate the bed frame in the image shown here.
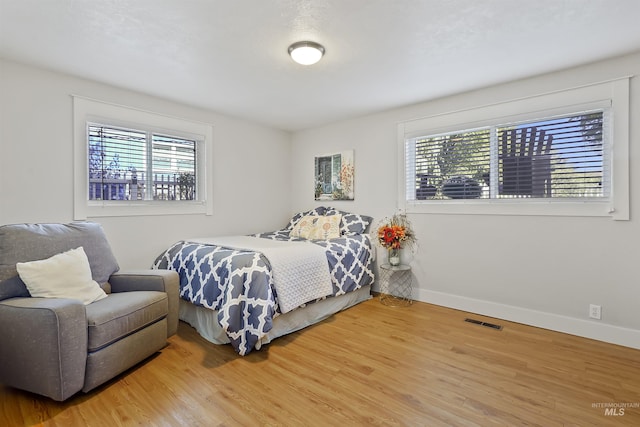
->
[178,285,372,349]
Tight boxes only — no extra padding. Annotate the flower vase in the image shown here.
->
[388,248,401,266]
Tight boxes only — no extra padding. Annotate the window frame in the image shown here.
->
[397,79,630,220]
[73,96,214,219]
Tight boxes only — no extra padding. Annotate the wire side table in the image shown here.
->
[379,264,412,307]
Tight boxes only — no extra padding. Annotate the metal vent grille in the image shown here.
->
[464,318,503,330]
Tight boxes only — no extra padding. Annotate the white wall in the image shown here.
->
[0,59,292,269]
[290,52,640,349]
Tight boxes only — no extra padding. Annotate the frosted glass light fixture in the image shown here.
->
[288,41,325,65]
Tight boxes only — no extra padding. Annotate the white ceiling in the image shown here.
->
[2,0,640,132]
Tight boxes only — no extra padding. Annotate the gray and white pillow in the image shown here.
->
[324,207,373,235]
[285,206,327,230]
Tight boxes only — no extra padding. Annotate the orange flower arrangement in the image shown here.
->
[376,214,417,250]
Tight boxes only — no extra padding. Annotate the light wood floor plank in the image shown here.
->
[1,298,639,426]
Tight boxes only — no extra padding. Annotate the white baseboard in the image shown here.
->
[415,289,640,350]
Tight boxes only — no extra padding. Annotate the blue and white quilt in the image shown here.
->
[153,231,374,355]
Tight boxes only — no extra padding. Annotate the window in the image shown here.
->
[73,97,213,218]
[408,110,606,201]
[88,124,197,201]
[398,79,629,219]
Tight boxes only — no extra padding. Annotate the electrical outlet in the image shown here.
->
[589,304,602,320]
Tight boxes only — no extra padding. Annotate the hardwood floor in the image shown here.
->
[1,298,639,426]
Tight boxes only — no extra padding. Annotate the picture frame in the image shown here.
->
[314,150,354,201]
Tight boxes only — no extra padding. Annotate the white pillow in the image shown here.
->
[16,247,108,305]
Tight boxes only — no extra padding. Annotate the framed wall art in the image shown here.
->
[314,150,354,201]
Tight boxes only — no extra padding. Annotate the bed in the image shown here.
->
[152,207,375,355]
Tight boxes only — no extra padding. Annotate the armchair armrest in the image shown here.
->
[0,297,87,401]
[109,269,179,337]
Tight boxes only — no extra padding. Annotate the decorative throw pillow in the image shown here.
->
[306,214,342,240]
[16,247,108,305]
[290,215,317,238]
[324,207,373,235]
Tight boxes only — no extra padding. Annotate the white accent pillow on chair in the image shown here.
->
[16,246,108,305]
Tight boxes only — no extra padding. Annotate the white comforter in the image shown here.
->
[188,236,333,313]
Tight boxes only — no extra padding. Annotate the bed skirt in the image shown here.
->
[179,285,372,349]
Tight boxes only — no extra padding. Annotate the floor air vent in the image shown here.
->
[464,318,503,330]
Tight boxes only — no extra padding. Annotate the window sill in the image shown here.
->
[405,199,623,219]
[79,200,210,218]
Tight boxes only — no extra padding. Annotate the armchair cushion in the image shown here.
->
[86,291,168,351]
[0,276,30,301]
[16,247,107,305]
[109,270,180,337]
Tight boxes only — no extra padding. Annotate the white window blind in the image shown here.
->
[88,124,197,201]
[407,110,607,201]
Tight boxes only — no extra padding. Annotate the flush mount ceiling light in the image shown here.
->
[288,41,325,65]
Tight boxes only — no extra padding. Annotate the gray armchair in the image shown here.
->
[0,222,179,401]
